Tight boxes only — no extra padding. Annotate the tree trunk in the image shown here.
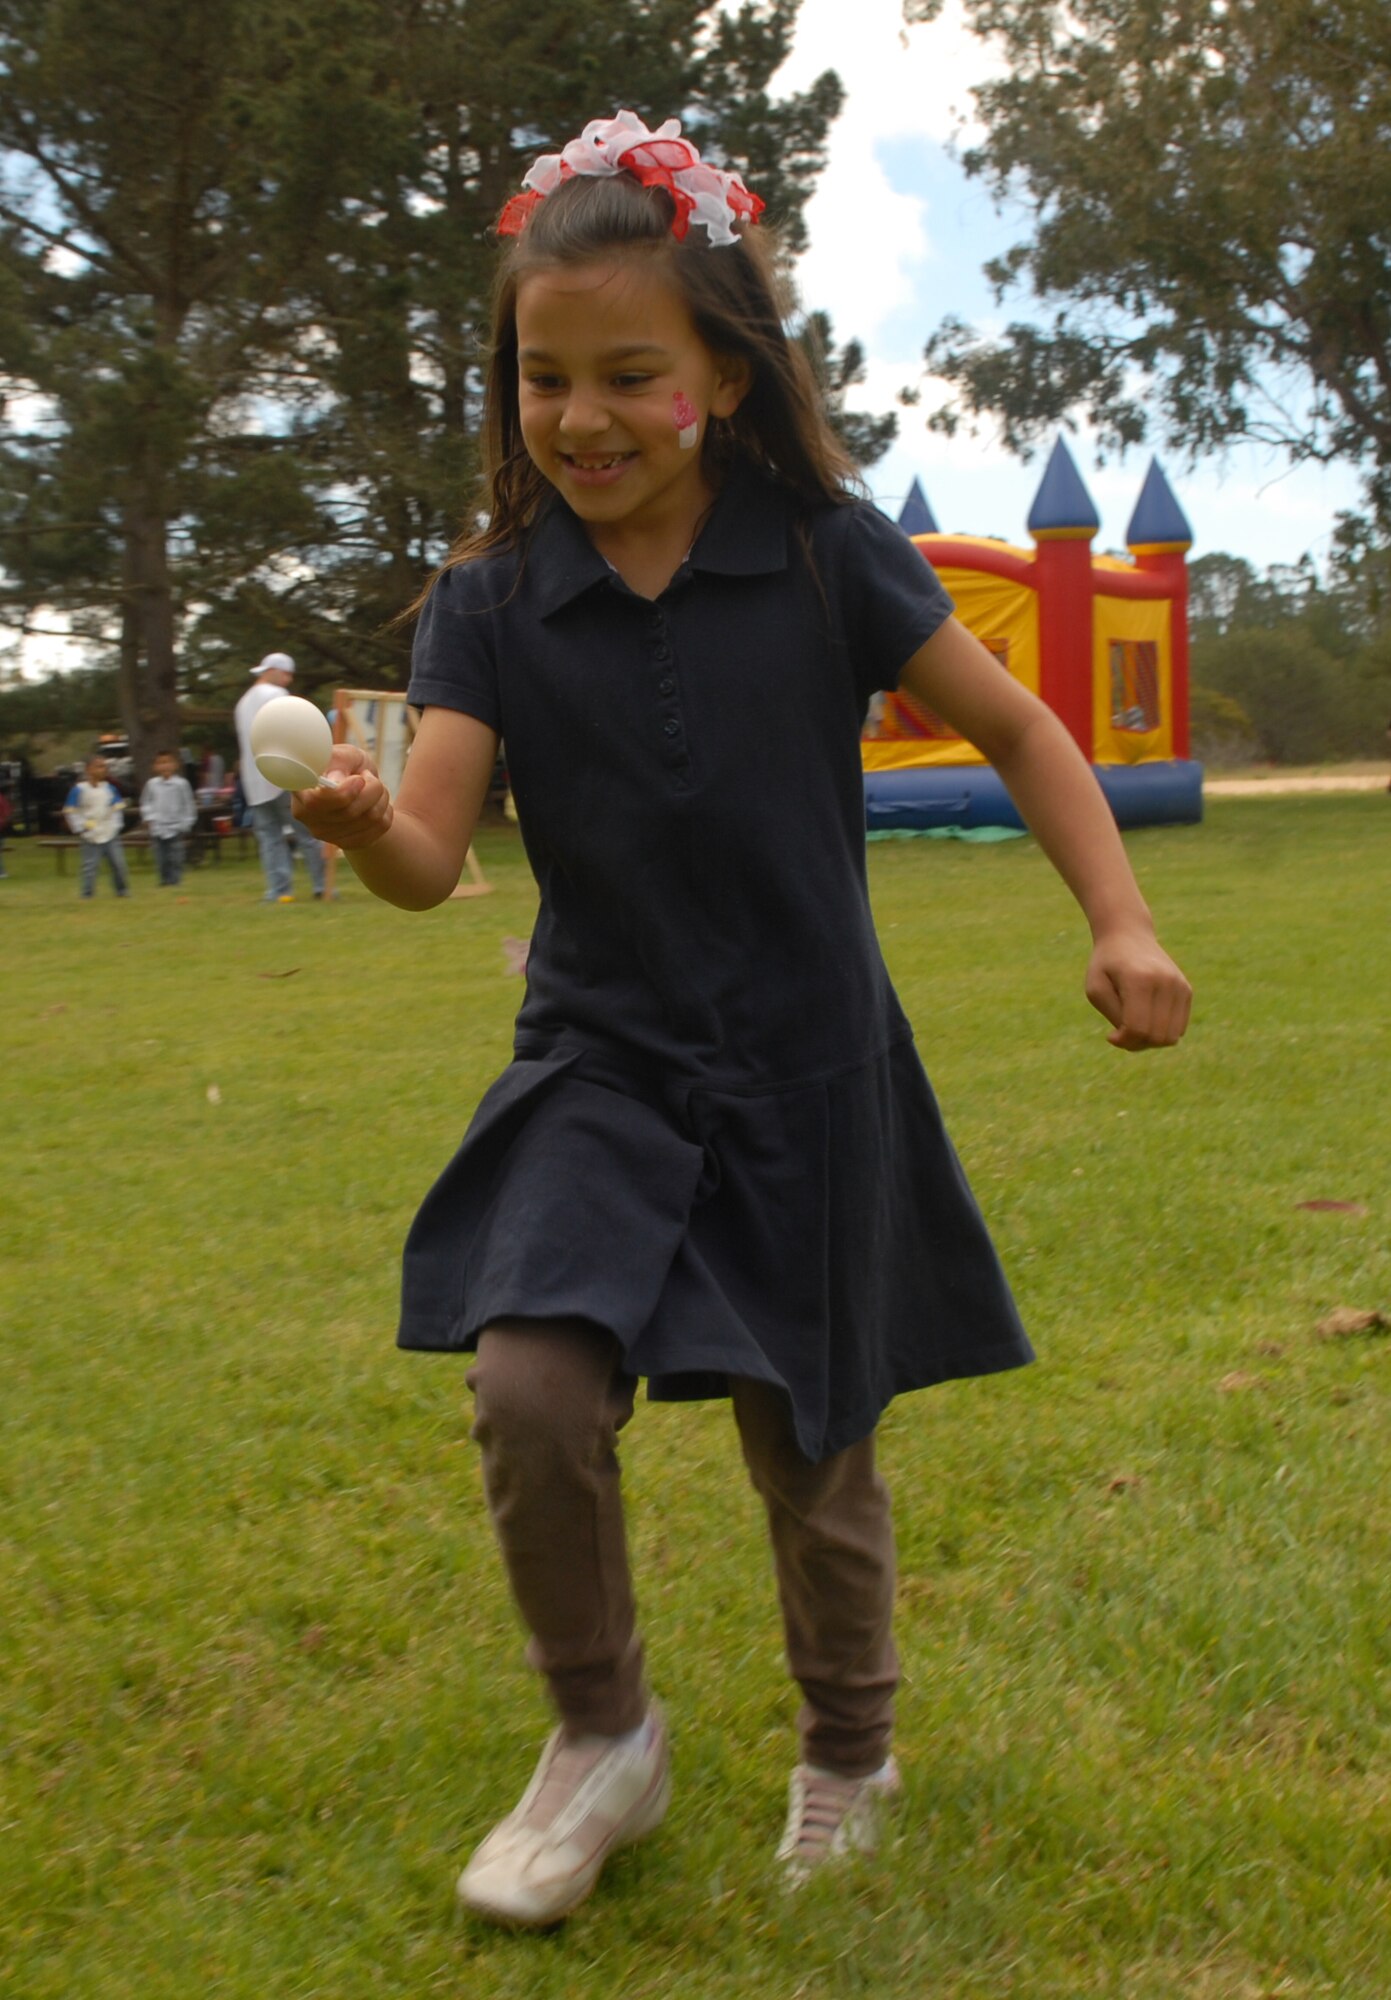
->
[117,531,144,772]
[120,488,182,783]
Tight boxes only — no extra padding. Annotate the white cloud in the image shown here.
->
[775,0,995,144]
[773,0,1002,343]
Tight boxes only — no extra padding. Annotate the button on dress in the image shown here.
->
[402,465,1033,1461]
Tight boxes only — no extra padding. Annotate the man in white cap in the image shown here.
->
[233,652,326,903]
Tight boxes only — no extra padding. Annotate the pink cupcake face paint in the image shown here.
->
[673,390,699,449]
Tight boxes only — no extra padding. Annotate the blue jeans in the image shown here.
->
[80,838,130,897]
[251,795,325,898]
[153,834,185,885]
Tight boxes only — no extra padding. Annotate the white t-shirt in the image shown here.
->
[234,682,289,807]
[64,780,125,842]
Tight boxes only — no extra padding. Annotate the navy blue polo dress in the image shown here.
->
[401,463,1032,1461]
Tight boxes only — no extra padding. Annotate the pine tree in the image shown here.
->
[0,0,411,768]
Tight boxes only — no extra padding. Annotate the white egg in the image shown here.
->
[249,695,333,790]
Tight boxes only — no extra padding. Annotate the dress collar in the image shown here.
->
[528,460,791,617]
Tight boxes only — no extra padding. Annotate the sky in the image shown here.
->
[773,0,1365,566]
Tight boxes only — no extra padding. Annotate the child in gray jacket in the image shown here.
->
[140,751,197,885]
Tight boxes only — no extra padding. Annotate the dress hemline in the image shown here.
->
[396,1307,1035,1459]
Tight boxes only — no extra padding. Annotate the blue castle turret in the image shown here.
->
[1125,459,1193,552]
[897,477,938,537]
[1026,436,1100,540]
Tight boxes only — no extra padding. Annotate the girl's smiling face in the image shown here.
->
[515,256,749,542]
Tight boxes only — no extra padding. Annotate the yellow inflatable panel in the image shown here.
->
[940,568,1040,697]
[862,567,1039,769]
[1093,594,1172,763]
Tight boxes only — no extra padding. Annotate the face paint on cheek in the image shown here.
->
[673,391,699,450]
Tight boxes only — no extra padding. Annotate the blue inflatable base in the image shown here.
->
[864,759,1204,832]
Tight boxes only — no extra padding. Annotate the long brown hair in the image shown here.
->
[433,172,861,583]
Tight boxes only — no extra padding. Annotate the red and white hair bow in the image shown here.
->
[497,110,764,248]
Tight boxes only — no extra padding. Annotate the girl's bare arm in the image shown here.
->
[293,706,501,910]
[899,616,1192,1050]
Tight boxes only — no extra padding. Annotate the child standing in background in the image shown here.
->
[296,113,1192,1927]
[140,750,197,886]
[64,754,130,899]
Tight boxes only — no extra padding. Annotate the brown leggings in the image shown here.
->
[467,1318,898,1777]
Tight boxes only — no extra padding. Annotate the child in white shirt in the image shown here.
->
[64,755,131,899]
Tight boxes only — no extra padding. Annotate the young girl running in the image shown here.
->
[297,111,1192,1927]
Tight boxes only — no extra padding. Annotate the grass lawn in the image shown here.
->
[3,796,1388,1998]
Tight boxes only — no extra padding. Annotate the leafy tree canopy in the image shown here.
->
[904,0,1391,528]
[1186,538,1391,763]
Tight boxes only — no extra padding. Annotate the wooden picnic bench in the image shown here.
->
[36,825,253,873]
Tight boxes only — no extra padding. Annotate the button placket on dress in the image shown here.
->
[647,600,690,788]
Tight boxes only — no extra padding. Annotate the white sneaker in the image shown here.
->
[456,1708,670,1927]
[777,1756,901,1887]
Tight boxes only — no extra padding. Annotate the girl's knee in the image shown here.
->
[469,1318,633,1456]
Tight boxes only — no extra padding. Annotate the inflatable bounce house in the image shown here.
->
[863,437,1203,831]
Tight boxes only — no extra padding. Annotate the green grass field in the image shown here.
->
[3,796,1388,1998]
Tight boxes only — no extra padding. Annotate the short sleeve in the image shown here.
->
[406,559,510,733]
[835,502,954,707]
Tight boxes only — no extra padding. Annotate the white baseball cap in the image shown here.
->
[251,652,295,677]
